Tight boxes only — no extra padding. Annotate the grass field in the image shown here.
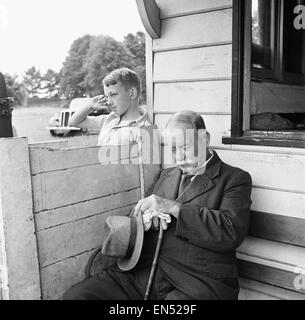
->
[12,106,63,143]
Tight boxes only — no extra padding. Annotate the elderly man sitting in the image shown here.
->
[64,111,252,300]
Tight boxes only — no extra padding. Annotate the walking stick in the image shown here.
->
[137,131,164,300]
[144,226,163,300]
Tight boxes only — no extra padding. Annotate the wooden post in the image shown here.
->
[0,138,41,299]
[136,0,161,39]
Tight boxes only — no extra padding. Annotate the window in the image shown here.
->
[251,0,305,84]
[223,0,305,148]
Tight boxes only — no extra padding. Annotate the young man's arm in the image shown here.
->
[69,95,108,127]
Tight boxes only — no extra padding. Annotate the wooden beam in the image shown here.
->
[0,138,41,299]
[237,237,305,274]
[156,0,232,19]
[249,211,305,247]
[238,260,305,294]
[231,0,245,137]
[239,278,305,300]
[145,32,154,123]
[136,0,161,39]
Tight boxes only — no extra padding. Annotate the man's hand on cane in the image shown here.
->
[135,195,181,231]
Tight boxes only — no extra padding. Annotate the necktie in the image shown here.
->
[178,172,194,196]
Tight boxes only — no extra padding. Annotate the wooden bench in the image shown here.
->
[237,215,305,299]
[1,136,304,300]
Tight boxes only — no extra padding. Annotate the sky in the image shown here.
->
[0,0,144,76]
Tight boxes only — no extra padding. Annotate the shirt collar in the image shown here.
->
[111,106,149,128]
[189,150,215,180]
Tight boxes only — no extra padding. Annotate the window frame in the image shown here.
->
[222,0,305,148]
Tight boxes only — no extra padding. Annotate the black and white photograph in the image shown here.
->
[0,0,305,306]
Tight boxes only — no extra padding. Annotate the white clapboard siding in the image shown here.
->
[37,205,134,268]
[217,149,305,193]
[154,81,232,114]
[153,45,232,82]
[40,249,95,300]
[32,164,140,212]
[34,188,140,231]
[251,188,305,219]
[237,237,305,274]
[239,278,305,300]
[156,0,232,19]
[154,114,231,148]
[153,9,232,51]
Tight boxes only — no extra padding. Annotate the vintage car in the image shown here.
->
[47,97,109,136]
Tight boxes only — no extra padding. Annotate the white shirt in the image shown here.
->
[77,106,152,146]
[189,150,215,180]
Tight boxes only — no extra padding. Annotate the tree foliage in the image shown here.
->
[124,31,145,65]
[7,32,146,104]
[59,32,146,103]
[83,35,134,96]
[20,67,60,100]
[42,69,60,98]
[60,34,93,99]
[4,74,27,106]
[124,31,146,103]
[23,66,43,98]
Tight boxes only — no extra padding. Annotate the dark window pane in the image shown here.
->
[283,0,305,75]
[252,0,273,69]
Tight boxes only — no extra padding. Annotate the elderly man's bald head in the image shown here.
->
[166,111,206,131]
[163,111,210,174]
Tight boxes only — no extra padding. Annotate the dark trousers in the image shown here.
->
[63,266,239,300]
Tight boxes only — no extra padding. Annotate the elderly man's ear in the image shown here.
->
[198,130,210,149]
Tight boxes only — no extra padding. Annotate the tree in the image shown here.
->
[42,69,60,98]
[83,35,134,96]
[59,32,147,102]
[124,31,145,65]
[60,34,93,99]
[4,73,27,106]
[23,66,43,97]
[124,32,146,104]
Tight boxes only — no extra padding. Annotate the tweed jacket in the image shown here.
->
[137,151,252,298]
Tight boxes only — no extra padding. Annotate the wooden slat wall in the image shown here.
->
[154,81,232,114]
[155,0,232,19]
[29,142,160,299]
[237,237,305,295]
[152,0,232,149]
[153,9,232,51]
[154,45,232,82]
[40,249,96,300]
[218,146,305,298]
[217,149,305,192]
[152,0,305,299]
[155,114,231,147]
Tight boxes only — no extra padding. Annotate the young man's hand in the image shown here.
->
[69,95,109,126]
[90,95,110,113]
